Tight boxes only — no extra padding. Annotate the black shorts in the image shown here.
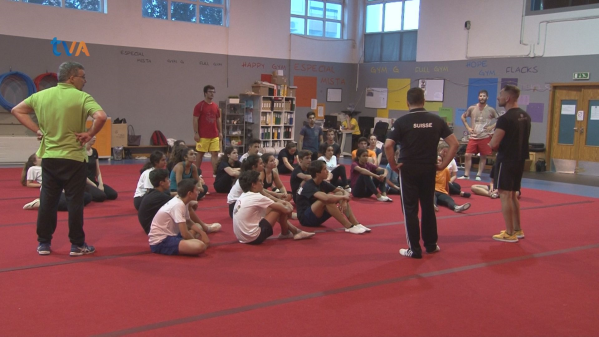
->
[247,218,274,245]
[494,160,525,192]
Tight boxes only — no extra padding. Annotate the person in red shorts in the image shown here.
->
[193,85,222,177]
[459,90,499,181]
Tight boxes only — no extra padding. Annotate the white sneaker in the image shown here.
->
[454,203,471,213]
[475,176,482,181]
[294,231,315,240]
[345,225,366,234]
[385,196,393,202]
[356,224,371,232]
[344,187,352,193]
[376,196,391,202]
[206,223,222,233]
[457,176,469,180]
[278,232,294,239]
[23,198,40,210]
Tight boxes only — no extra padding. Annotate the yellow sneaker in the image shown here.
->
[500,229,525,239]
[493,231,519,243]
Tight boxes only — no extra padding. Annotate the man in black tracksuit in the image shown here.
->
[384,88,459,259]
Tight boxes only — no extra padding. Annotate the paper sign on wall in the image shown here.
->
[577,111,584,121]
[365,88,388,109]
[591,106,599,120]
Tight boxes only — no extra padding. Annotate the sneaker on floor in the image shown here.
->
[501,229,525,239]
[492,231,519,243]
[23,198,40,210]
[377,196,392,202]
[475,176,482,181]
[426,244,440,254]
[278,232,294,239]
[490,192,499,199]
[294,231,315,240]
[399,248,422,259]
[457,176,469,180]
[37,242,51,255]
[454,203,471,213]
[344,186,352,193]
[356,224,371,232]
[462,192,471,198]
[345,225,366,234]
[206,223,222,233]
[385,196,393,202]
[70,243,96,256]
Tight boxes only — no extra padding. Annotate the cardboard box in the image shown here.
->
[111,123,128,147]
[288,86,297,97]
[271,74,287,85]
[252,84,270,96]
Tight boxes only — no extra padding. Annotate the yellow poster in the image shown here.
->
[387,78,411,111]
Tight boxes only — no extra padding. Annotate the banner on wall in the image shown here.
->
[365,88,387,109]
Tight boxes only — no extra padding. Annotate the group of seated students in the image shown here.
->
[21,136,118,210]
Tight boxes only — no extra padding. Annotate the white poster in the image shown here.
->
[591,106,599,120]
[577,111,584,121]
[418,79,444,102]
[365,88,387,109]
[311,99,317,110]
[561,105,576,115]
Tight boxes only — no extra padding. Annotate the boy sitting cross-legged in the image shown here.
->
[233,171,315,244]
[296,160,369,234]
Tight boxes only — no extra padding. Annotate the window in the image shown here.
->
[142,0,226,26]
[529,0,599,13]
[290,0,343,39]
[364,0,419,62]
[11,0,105,12]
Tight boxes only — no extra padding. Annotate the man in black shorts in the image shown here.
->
[489,85,531,243]
[384,87,459,259]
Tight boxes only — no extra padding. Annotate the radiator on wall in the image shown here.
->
[0,137,41,163]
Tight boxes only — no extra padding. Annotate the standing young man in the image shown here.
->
[12,61,107,256]
[193,85,222,177]
[324,129,341,161]
[298,111,323,161]
[384,87,459,259]
[489,85,531,243]
[460,90,499,181]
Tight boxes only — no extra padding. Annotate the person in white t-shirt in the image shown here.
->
[233,170,315,244]
[134,151,167,210]
[438,142,471,198]
[148,179,209,256]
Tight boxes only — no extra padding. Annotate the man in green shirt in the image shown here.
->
[12,61,107,256]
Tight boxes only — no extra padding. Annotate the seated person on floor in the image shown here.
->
[138,169,221,235]
[277,141,298,174]
[232,170,314,244]
[134,151,167,210]
[227,154,265,218]
[261,153,291,199]
[213,146,241,193]
[350,148,392,202]
[368,135,383,165]
[21,153,92,210]
[85,136,118,202]
[351,137,377,165]
[170,147,208,200]
[148,179,210,256]
[290,150,313,203]
[470,166,520,199]
[317,142,350,191]
[385,146,401,195]
[240,139,262,162]
[438,142,470,198]
[434,156,471,213]
[167,140,187,173]
[296,160,369,234]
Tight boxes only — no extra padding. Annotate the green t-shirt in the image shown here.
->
[24,83,103,162]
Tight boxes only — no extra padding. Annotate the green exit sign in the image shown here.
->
[573,72,590,80]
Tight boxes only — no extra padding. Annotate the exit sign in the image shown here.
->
[573,72,590,80]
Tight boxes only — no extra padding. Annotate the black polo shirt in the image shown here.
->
[138,189,172,234]
[296,179,337,222]
[290,165,309,201]
[386,108,452,165]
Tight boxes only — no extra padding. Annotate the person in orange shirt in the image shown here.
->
[434,156,471,213]
[351,137,377,164]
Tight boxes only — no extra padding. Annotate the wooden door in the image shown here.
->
[549,85,599,171]
[578,87,599,163]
